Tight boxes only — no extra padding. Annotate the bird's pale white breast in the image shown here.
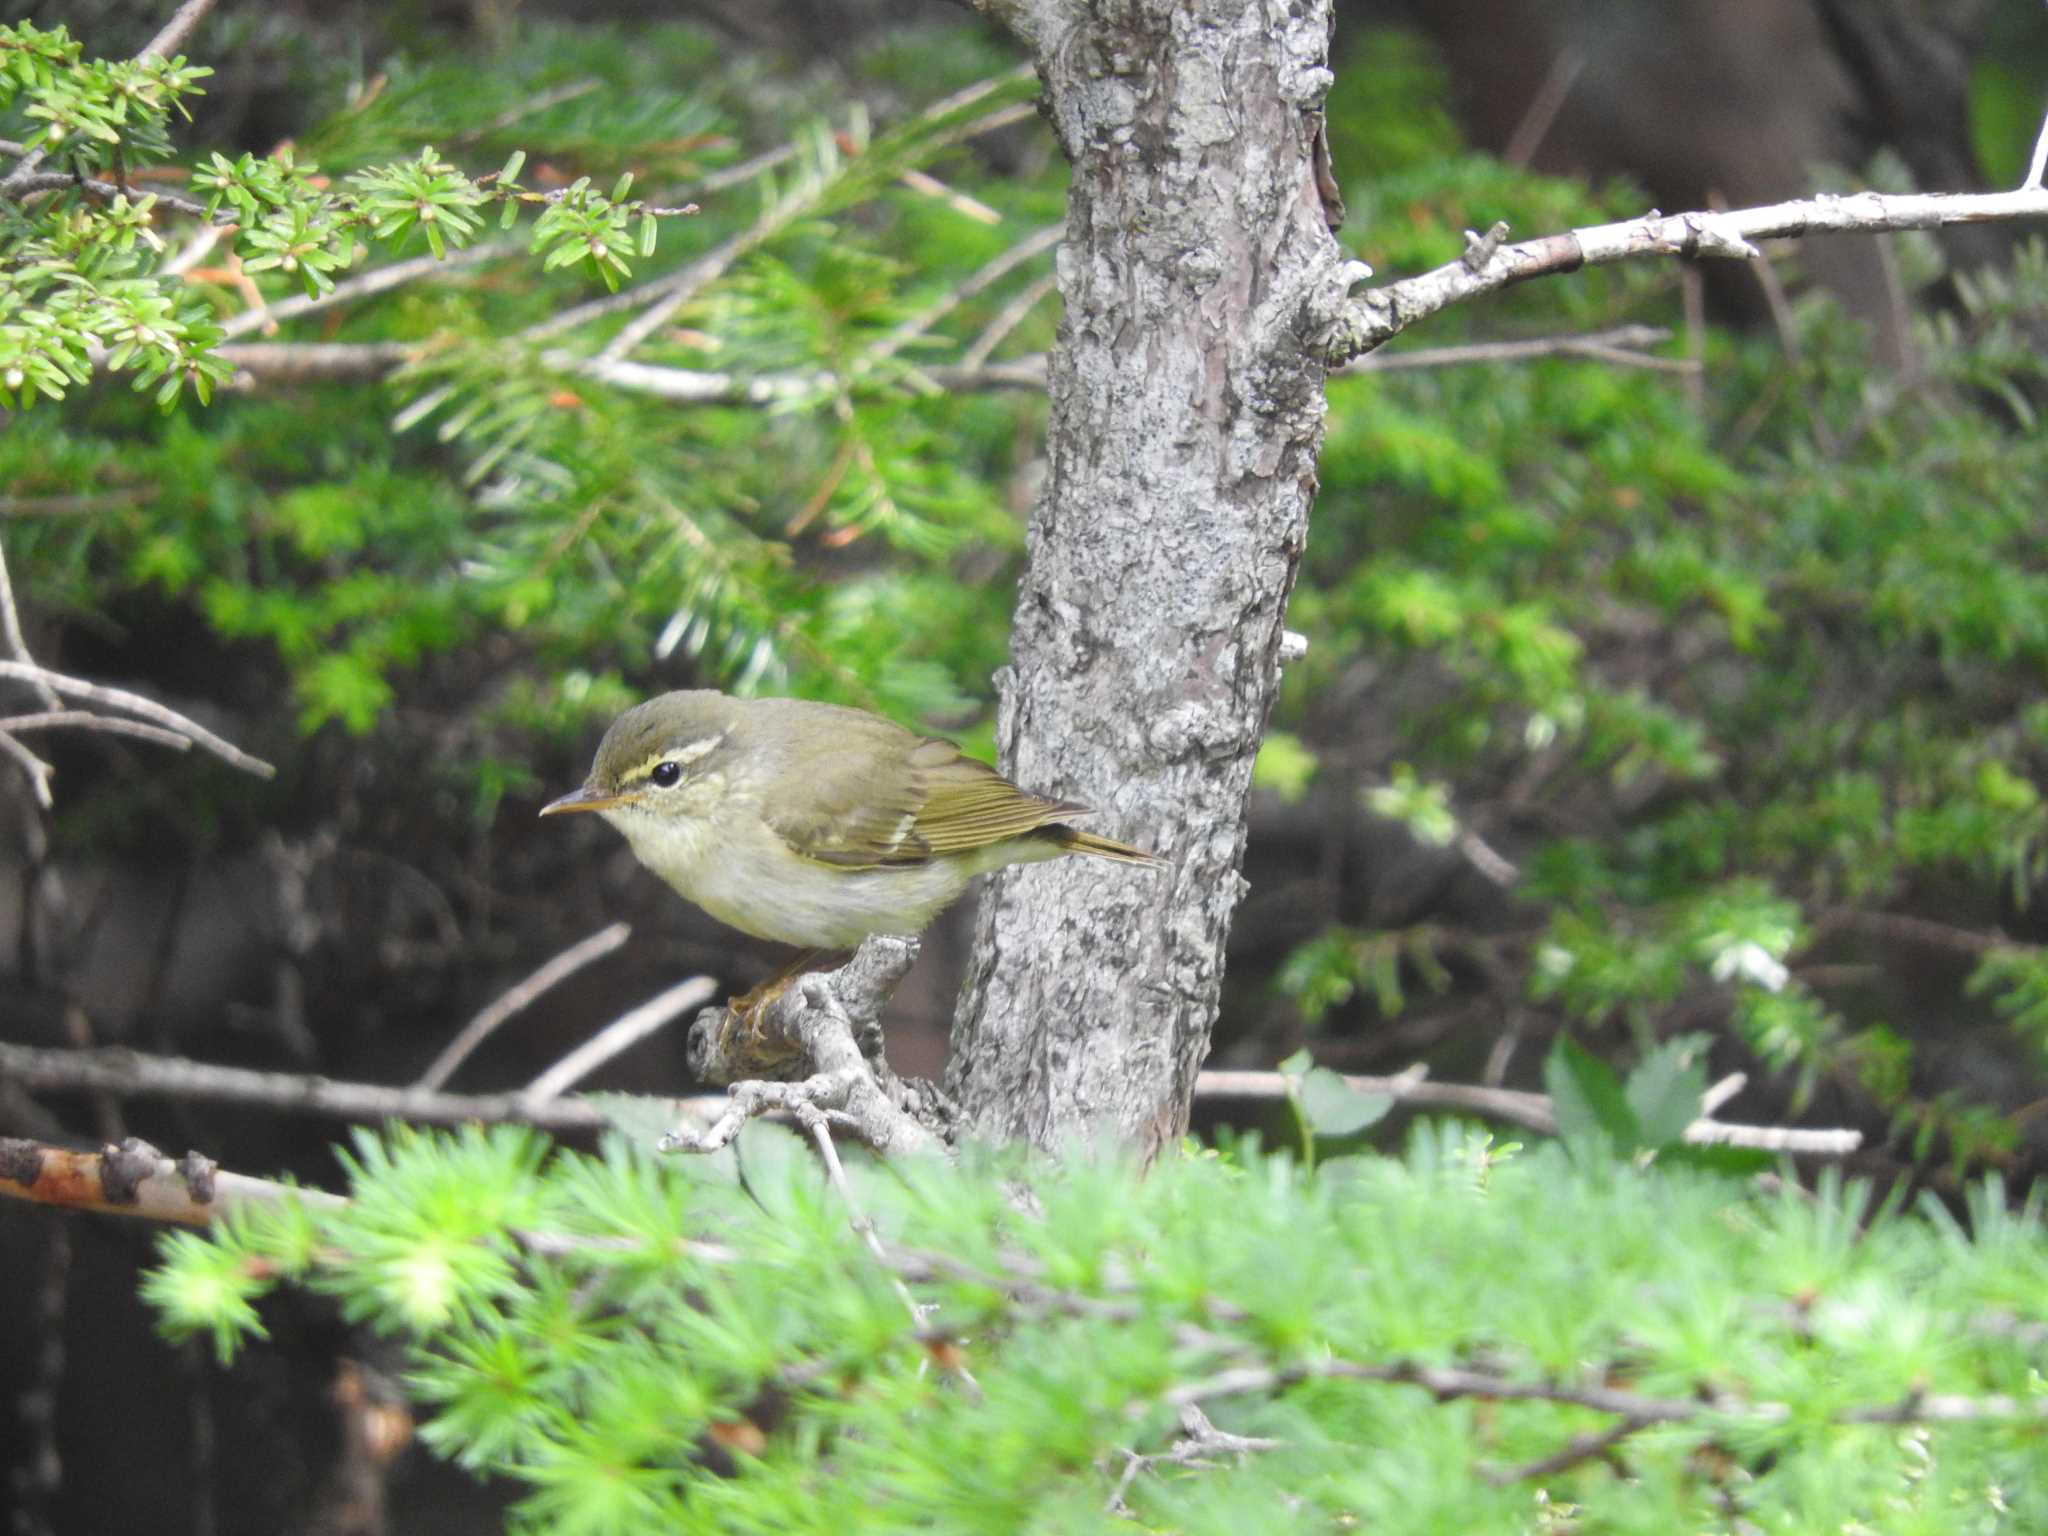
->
[599,777,1046,947]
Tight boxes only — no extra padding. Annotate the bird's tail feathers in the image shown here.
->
[1047,825,1161,865]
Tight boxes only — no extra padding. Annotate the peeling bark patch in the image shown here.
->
[179,1150,218,1206]
[98,1138,160,1205]
[0,1136,45,1188]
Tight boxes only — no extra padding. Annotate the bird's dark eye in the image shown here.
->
[650,760,683,788]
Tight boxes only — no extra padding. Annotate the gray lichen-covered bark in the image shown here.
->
[951,0,1351,1155]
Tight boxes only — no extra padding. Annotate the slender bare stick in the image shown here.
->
[0,660,273,777]
[960,272,1058,370]
[870,223,1063,364]
[2024,107,2048,192]
[214,341,423,380]
[0,1040,728,1133]
[589,228,759,360]
[0,729,54,807]
[0,711,194,750]
[521,975,717,1102]
[0,1136,344,1227]
[1482,1416,1654,1484]
[219,241,517,340]
[1700,1072,1748,1117]
[452,78,601,143]
[1338,324,1683,376]
[414,922,633,1090]
[799,1111,934,1337]
[0,540,60,710]
[139,0,218,59]
[1334,184,2048,363]
[4,173,219,220]
[1193,1068,1860,1154]
[1502,48,1584,169]
[218,322,1684,400]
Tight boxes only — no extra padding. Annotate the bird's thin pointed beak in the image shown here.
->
[540,785,634,817]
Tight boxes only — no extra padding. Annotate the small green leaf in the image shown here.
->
[1624,1032,1710,1149]
[1545,1035,1640,1159]
[1299,1067,1392,1138]
[498,149,525,185]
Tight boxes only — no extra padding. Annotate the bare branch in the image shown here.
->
[1482,1417,1650,1485]
[589,228,763,360]
[5,173,220,221]
[1453,826,1520,888]
[869,222,1063,365]
[799,1111,940,1341]
[959,271,1057,370]
[0,729,55,808]
[0,710,195,751]
[0,659,273,778]
[452,77,601,143]
[222,322,1675,408]
[1193,1068,1862,1155]
[1502,48,1584,170]
[567,354,1052,402]
[0,539,60,711]
[1700,1072,1747,1117]
[1812,906,2005,957]
[1108,1404,1281,1514]
[0,1040,727,1134]
[138,0,218,59]
[218,241,518,340]
[215,341,423,381]
[1331,186,2048,364]
[414,921,633,1091]
[520,975,716,1102]
[1339,324,1688,376]
[0,1136,342,1227]
[667,936,947,1157]
[2024,108,2048,193]
[1165,1353,2048,1428]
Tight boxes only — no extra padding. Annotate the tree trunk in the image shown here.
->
[950,0,1349,1155]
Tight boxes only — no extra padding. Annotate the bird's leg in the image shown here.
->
[727,947,853,1032]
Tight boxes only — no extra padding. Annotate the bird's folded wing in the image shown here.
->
[765,735,1082,869]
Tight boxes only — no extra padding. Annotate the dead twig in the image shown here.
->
[665,936,946,1157]
[521,975,716,1103]
[414,921,633,1090]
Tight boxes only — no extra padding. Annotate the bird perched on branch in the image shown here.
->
[542,690,1158,1009]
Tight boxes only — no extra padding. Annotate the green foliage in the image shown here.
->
[1250,729,1318,802]
[1275,1048,1394,1165]
[7,19,1045,739]
[1274,25,2048,1176]
[0,21,691,410]
[1365,762,1458,846]
[149,1123,2048,1532]
[1279,924,1454,1025]
[1540,1032,1754,1173]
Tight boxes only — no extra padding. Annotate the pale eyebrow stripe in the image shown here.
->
[624,732,726,784]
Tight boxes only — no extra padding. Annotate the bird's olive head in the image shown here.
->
[539,690,739,819]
